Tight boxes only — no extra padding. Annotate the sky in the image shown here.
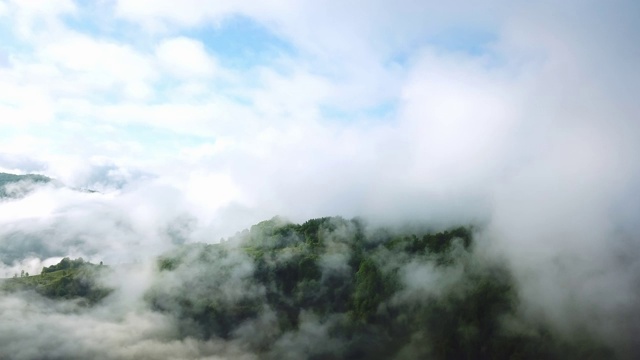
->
[0,0,639,236]
[1,0,640,358]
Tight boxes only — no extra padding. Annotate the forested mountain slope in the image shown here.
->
[0,173,52,198]
[1,257,110,305]
[0,216,615,359]
[146,216,613,359]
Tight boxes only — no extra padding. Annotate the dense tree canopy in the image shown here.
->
[0,217,615,358]
[2,257,110,304]
[147,216,614,359]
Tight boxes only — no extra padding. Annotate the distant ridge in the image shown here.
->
[0,172,100,198]
[0,172,51,185]
[0,172,52,198]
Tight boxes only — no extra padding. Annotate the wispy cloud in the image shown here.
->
[1,0,639,357]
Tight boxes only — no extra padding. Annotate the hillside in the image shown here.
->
[0,172,100,199]
[1,257,111,305]
[0,216,616,359]
[146,216,614,359]
[0,172,52,198]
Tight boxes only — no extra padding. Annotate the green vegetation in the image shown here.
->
[0,217,614,358]
[41,257,90,274]
[0,172,51,198]
[0,173,51,186]
[2,257,111,304]
[146,216,615,359]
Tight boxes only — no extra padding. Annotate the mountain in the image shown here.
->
[0,216,615,359]
[0,172,98,198]
[0,172,53,198]
[146,216,613,359]
[1,257,110,305]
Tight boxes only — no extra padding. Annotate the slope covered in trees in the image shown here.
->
[1,257,111,304]
[0,172,51,198]
[0,216,615,358]
[146,216,614,359]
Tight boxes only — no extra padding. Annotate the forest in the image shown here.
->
[0,173,51,198]
[2,257,109,305]
[3,216,613,359]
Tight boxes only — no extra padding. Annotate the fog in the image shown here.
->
[1,0,639,358]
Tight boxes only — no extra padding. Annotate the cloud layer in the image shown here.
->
[1,0,639,358]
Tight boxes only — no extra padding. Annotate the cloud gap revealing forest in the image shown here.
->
[1,214,615,359]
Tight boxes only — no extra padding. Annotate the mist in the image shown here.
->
[1,0,640,358]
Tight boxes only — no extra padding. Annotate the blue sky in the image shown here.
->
[0,0,638,227]
[2,0,496,177]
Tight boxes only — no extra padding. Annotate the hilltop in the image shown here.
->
[0,172,52,198]
[1,257,111,305]
[0,172,98,198]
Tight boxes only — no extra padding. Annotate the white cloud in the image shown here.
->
[2,0,77,41]
[0,86,55,124]
[1,1,639,353]
[183,171,243,212]
[5,0,76,17]
[156,37,217,79]
[114,0,258,29]
[39,34,156,91]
